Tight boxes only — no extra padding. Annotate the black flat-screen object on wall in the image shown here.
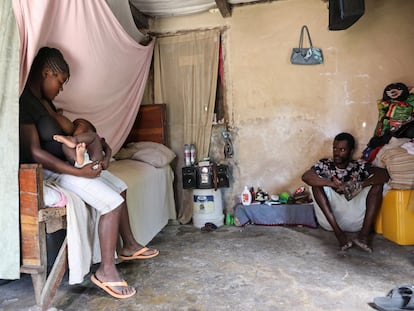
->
[329,0,365,30]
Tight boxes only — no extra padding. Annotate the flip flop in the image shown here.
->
[90,273,136,299]
[353,238,373,253]
[201,222,217,232]
[118,247,159,261]
[373,285,414,311]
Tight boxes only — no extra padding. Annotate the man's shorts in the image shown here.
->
[43,169,127,215]
[311,186,371,232]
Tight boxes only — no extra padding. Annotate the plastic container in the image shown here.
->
[184,144,191,167]
[192,189,224,228]
[190,144,196,165]
[376,190,414,245]
[241,186,252,206]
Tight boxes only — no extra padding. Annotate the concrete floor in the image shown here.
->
[1,223,414,311]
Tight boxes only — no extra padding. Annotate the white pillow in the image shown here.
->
[128,142,176,167]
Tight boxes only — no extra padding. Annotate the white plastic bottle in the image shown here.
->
[184,144,191,166]
[241,186,252,206]
[190,144,196,165]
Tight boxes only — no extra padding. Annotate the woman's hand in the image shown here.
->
[78,161,103,178]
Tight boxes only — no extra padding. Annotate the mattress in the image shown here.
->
[108,159,176,245]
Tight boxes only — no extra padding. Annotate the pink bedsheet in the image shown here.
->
[13,0,154,153]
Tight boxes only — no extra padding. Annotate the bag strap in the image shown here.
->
[299,25,314,49]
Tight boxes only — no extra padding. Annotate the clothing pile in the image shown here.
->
[362,82,414,162]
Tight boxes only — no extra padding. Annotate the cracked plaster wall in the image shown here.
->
[150,0,414,215]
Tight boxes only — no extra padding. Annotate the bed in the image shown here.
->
[19,103,176,308]
[108,103,176,245]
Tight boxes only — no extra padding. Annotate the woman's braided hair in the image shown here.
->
[29,47,70,81]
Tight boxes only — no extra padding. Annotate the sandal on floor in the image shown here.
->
[373,285,414,311]
[353,238,373,253]
[201,222,217,232]
[90,274,136,299]
[119,247,159,261]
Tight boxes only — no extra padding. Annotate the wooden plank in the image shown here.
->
[39,207,67,222]
[20,265,45,275]
[21,214,39,225]
[19,164,43,267]
[215,0,231,17]
[20,221,40,264]
[40,238,68,309]
[19,166,40,194]
[124,104,168,146]
[45,217,67,234]
[21,222,43,267]
[20,193,41,217]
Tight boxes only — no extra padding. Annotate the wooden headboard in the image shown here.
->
[124,104,168,146]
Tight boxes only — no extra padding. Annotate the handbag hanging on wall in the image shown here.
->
[290,25,324,65]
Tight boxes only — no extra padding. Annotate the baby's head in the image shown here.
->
[73,118,96,135]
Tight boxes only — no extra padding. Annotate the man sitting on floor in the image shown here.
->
[302,132,389,252]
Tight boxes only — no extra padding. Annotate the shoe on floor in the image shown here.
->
[373,285,414,311]
[118,247,159,261]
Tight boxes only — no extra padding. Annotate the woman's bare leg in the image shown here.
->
[94,206,135,296]
[118,190,159,257]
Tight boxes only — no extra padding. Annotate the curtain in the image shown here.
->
[12,0,154,154]
[154,30,220,223]
[0,0,154,280]
[0,0,20,279]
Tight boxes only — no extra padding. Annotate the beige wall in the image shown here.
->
[150,0,414,211]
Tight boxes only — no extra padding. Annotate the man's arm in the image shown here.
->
[361,166,389,187]
[302,169,339,188]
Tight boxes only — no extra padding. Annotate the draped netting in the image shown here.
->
[0,0,154,280]
[13,0,154,154]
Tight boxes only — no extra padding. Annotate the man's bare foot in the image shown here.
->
[335,231,351,250]
[339,240,353,251]
[353,238,373,253]
[53,134,77,148]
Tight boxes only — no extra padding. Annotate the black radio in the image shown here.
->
[182,164,229,189]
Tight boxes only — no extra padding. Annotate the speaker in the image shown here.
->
[182,167,197,189]
[196,165,214,189]
[217,165,230,188]
[329,0,365,31]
